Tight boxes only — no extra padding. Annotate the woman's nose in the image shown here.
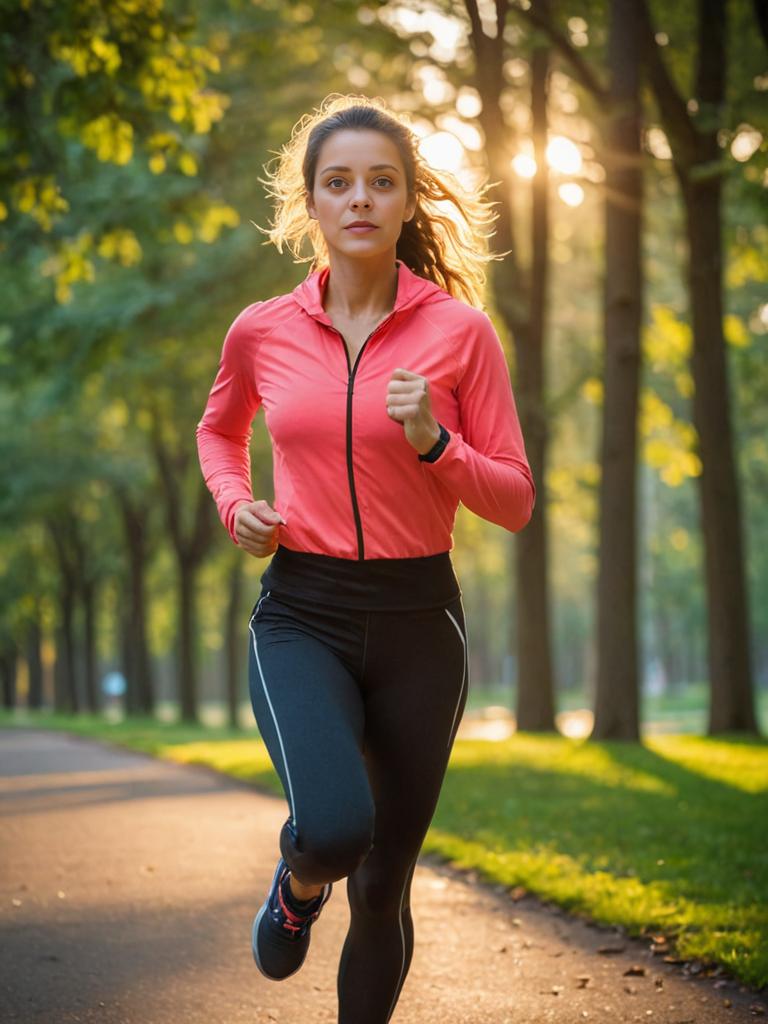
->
[350,184,371,208]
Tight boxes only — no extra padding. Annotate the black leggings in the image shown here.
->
[247,587,469,1024]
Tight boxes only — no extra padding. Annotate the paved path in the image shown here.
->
[1,728,765,1023]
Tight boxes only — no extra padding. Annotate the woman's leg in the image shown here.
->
[248,591,376,886]
[337,596,469,1024]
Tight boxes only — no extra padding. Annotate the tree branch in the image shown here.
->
[509,0,609,102]
[636,0,699,168]
[753,0,768,50]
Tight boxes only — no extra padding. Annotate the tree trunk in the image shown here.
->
[637,0,758,734]
[225,555,244,730]
[592,0,643,740]
[150,409,216,725]
[464,0,556,731]
[178,558,198,723]
[1,646,17,709]
[118,491,156,716]
[81,578,99,713]
[48,518,80,714]
[473,570,492,691]
[25,614,44,710]
[516,5,555,730]
[121,602,139,715]
[56,588,79,713]
[681,174,757,732]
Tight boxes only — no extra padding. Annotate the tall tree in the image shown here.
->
[463,0,557,731]
[592,0,644,739]
[638,0,758,734]
[150,403,216,723]
[116,486,156,716]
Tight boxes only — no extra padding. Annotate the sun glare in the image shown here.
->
[546,136,583,174]
[511,135,584,179]
[418,131,465,172]
[456,88,482,119]
[512,153,537,178]
[731,127,762,162]
[558,183,584,206]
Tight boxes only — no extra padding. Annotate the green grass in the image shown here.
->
[427,732,768,990]
[2,709,767,989]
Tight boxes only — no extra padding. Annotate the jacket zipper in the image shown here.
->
[329,314,394,561]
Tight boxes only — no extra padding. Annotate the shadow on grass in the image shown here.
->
[428,732,768,986]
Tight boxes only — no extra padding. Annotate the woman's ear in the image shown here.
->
[305,192,317,220]
[403,193,417,223]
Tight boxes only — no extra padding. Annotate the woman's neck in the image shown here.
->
[322,253,399,320]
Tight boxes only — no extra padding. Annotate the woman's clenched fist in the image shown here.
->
[234,499,287,557]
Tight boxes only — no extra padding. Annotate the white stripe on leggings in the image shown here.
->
[385,855,418,1024]
[248,590,297,827]
[444,604,468,749]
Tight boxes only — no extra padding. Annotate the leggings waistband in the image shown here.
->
[259,544,461,611]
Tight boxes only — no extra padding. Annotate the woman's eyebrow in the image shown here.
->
[319,164,400,174]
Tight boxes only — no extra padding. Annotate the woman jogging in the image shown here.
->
[196,93,535,1024]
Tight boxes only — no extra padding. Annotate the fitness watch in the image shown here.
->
[418,423,451,463]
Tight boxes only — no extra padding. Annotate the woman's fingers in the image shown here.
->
[242,537,278,557]
[238,509,279,539]
[235,500,284,557]
[238,528,278,557]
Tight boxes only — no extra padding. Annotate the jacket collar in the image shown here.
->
[291,258,446,326]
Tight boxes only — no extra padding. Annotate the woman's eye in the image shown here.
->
[326,176,392,189]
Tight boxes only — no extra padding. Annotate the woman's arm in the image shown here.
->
[422,311,536,533]
[196,304,262,545]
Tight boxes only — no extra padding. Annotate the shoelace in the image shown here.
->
[275,872,323,936]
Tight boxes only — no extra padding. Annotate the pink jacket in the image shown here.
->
[196,258,535,559]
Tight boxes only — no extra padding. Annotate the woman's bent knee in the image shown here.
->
[282,812,375,885]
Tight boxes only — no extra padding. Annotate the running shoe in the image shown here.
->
[251,856,333,980]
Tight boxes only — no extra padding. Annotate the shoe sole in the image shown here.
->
[252,858,330,982]
[252,896,309,981]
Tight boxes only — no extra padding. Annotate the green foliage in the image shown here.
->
[1,0,226,250]
[1,0,766,733]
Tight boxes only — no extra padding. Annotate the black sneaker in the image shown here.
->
[251,856,333,980]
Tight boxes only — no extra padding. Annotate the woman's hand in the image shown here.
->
[234,499,286,557]
[386,368,441,455]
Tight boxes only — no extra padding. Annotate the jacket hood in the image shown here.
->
[290,258,450,326]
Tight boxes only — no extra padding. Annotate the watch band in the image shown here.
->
[418,423,451,463]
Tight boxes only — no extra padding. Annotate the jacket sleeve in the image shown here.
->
[421,311,535,532]
[195,304,262,545]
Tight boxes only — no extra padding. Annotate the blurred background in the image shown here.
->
[1,0,766,740]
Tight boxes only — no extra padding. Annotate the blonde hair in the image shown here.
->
[256,93,504,309]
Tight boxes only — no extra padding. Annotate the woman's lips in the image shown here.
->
[345,225,378,233]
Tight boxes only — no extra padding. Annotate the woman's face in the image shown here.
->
[306,129,416,262]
